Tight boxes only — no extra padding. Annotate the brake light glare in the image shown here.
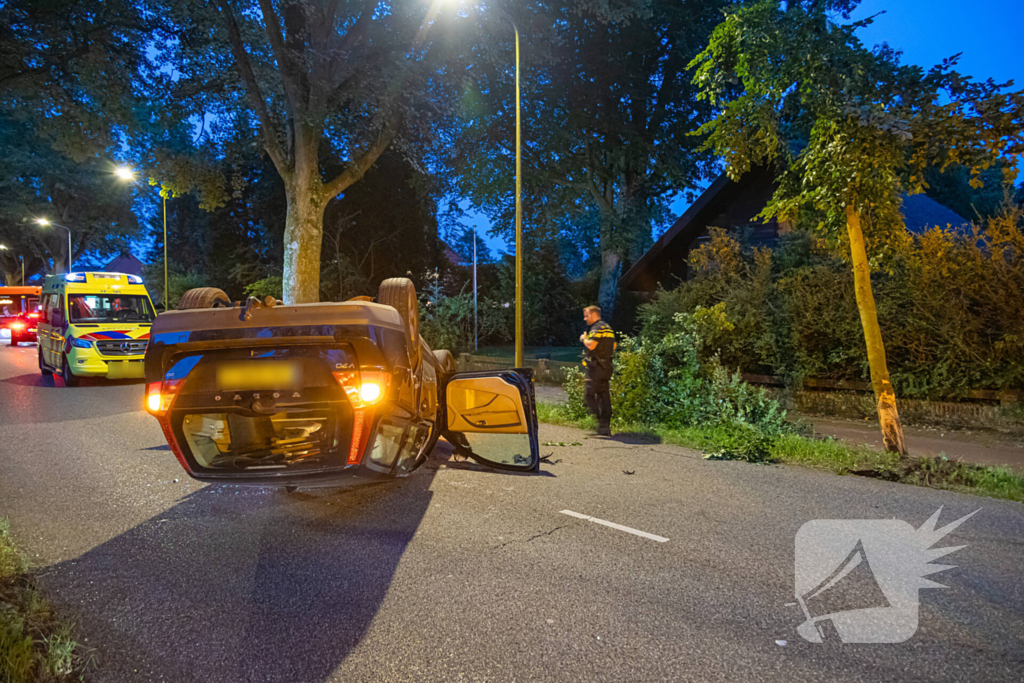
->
[333,370,390,409]
[145,379,185,416]
[11,322,24,330]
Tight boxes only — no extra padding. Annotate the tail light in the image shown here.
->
[145,378,189,470]
[11,322,25,330]
[145,379,186,416]
[333,370,391,465]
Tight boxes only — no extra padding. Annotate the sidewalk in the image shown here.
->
[533,385,1024,472]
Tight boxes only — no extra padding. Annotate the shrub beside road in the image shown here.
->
[0,520,82,683]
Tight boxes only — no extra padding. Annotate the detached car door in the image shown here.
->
[441,369,540,472]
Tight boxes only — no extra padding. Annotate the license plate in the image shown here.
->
[216,361,302,390]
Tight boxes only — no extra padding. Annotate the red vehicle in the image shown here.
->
[6,311,40,346]
[1,286,42,346]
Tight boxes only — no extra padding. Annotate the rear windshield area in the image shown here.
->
[168,346,356,475]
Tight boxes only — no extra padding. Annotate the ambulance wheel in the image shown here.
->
[177,287,232,310]
[433,349,456,376]
[38,348,52,377]
[378,278,421,369]
[61,354,80,387]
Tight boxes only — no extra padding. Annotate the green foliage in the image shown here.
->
[564,305,789,439]
[691,0,1024,254]
[418,275,510,356]
[641,208,1024,397]
[244,276,283,302]
[0,519,83,681]
[456,0,729,316]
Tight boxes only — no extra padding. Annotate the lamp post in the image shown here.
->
[117,166,168,309]
[34,219,72,273]
[512,22,523,368]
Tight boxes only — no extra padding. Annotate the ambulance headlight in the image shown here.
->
[69,337,93,349]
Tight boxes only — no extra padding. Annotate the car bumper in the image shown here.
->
[67,348,146,379]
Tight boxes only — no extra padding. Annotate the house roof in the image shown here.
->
[619,171,971,291]
[901,193,970,233]
[103,252,145,277]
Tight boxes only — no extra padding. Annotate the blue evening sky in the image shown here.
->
[466,0,1024,256]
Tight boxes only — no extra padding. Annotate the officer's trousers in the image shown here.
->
[585,375,612,428]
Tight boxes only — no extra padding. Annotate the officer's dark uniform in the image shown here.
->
[583,319,615,434]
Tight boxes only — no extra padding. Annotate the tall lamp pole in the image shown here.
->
[34,219,72,273]
[473,228,478,351]
[117,166,168,308]
[513,23,523,368]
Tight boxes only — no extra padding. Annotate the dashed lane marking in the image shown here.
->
[559,509,669,543]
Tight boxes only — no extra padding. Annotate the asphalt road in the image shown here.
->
[0,340,1022,682]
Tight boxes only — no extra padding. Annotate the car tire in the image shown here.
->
[378,278,421,369]
[433,349,456,376]
[39,348,52,377]
[61,354,80,387]
[177,287,232,310]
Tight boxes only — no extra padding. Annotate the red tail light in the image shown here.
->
[145,379,185,416]
[145,378,189,469]
[333,369,391,465]
[11,322,25,330]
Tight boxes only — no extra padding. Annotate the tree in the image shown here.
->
[456,0,727,320]
[0,114,140,278]
[153,0,467,303]
[0,0,157,159]
[690,0,1024,453]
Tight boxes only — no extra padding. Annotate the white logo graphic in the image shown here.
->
[794,507,978,643]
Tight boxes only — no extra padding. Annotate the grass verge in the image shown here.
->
[1,519,84,682]
[537,402,1024,503]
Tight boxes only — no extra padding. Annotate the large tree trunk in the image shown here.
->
[845,205,907,455]
[282,165,326,305]
[597,250,622,320]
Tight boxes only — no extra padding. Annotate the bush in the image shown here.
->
[640,203,1024,398]
[244,276,283,301]
[565,305,789,442]
[418,276,510,356]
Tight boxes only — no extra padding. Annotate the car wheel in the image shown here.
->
[378,278,421,369]
[61,354,80,387]
[39,348,52,377]
[9,333,18,347]
[177,287,232,310]
[433,349,456,376]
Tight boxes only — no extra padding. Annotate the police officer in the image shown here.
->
[580,305,616,436]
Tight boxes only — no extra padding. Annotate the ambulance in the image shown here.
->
[37,272,156,386]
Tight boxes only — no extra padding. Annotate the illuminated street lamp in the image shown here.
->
[117,165,169,309]
[34,218,73,273]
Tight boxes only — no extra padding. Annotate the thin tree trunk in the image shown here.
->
[845,204,907,455]
[597,249,622,320]
[282,163,326,304]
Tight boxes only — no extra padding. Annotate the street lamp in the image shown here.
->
[117,165,168,309]
[34,218,72,273]
[447,3,524,365]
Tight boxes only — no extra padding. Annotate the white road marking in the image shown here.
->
[559,509,669,543]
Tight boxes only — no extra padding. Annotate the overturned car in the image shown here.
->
[143,278,539,487]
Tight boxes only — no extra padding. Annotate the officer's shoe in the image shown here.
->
[596,424,612,437]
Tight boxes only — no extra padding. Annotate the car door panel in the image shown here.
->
[441,369,539,472]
